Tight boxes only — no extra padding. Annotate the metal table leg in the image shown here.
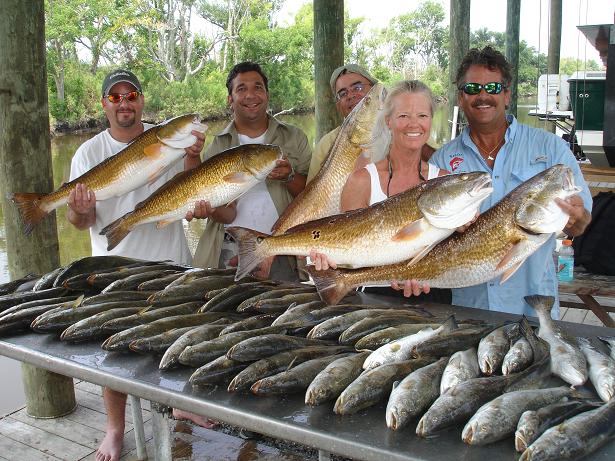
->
[128,395,147,460]
[150,401,172,461]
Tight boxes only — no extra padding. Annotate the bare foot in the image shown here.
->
[96,429,123,461]
[172,408,218,429]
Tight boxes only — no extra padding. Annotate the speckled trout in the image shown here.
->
[12,114,207,234]
[307,164,580,305]
[101,144,282,250]
[230,172,492,280]
[271,83,386,234]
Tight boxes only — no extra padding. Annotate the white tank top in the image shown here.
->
[365,162,440,205]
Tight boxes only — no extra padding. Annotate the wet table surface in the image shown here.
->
[1,297,614,461]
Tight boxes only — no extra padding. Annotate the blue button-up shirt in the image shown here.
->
[429,116,592,317]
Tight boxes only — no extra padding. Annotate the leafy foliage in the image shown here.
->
[42,0,602,126]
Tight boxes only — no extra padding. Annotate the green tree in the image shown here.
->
[379,0,447,75]
[237,3,314,111]
[559,57,601,76]
[198,0,283,71]
[135,0,220,83]
[45,0,81,105]
[470,29,548,96]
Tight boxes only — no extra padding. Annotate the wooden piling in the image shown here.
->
[313,0,344,143]
[0,0,75,417]
[506,0,521,118]
[448,0,471,131]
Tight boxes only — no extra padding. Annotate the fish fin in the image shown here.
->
[225,227,270,281]
[406,242,437,267]
[156,219,175,229]
[304,266,350,306]
[223,172,251,184]
[523,295,554,317]
[494,243,518,272]
[138,307,151,315]
[100,215,133,251]
[11,192,50,235]
[286,356,298,371]
[391,218,427,242]
[499,260,525,283]
[72,295,85,307]
[143,143,164,159]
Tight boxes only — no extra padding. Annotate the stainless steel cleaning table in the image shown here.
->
[1,297,614,461]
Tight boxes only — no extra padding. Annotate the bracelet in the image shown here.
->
[284,166,295,183]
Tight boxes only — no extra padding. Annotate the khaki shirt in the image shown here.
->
[307,126,340,183]
[193,116,312,269]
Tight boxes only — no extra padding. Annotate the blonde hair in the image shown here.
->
[367,80,435,162]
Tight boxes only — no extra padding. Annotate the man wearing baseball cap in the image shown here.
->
[67,68,205,461]
[307,64,377,182]
[101,69,143,97]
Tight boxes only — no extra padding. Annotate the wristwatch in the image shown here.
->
[284,165,295,183]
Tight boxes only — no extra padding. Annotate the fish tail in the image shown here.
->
[523,295,554,317]
[100,215,134,251]
[11,192,49,235]
[225,226,269,281]
[305,266,350,305]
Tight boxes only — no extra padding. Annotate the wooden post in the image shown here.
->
[313,0,344,143]
[448,0,471,132]
[0,0,75,418]
[506,0,521,118]
[547,0,562,74]
[22,364,76,418]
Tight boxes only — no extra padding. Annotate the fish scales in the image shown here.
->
[101,144,282,250]
[308,165,579,305]
[12,114,205,234]
[272,84,386,235]
[231,172,491,279]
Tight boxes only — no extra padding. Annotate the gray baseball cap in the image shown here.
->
[101,69,142,97]
[329,64,377,95]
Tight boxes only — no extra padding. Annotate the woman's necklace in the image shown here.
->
[386,155,425,197]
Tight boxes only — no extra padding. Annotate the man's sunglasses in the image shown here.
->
[459,82,506,95]
[106,91,141,104]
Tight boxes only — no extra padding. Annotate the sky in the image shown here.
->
[278,0,615,66]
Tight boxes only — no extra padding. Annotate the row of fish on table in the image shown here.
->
[9,85,581,308]
[1,256,615,460]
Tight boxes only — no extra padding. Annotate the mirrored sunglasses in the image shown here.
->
[106,91,141,104]
[459,82,505,95]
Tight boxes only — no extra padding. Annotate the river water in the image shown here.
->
[0,103,543,415]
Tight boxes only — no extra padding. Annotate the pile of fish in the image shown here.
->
[1,257,615,460]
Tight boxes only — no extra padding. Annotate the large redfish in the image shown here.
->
[12,114,207,234]
[307,164,580,305]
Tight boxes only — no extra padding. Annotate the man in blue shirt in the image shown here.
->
[429,46,592,317]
